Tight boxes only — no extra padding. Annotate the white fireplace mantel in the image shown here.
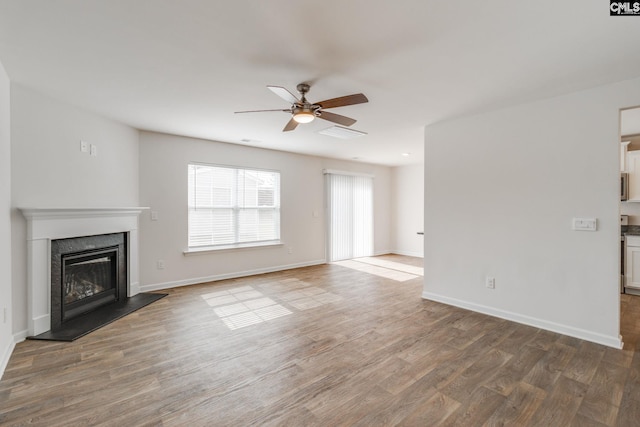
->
[20,207,149,336]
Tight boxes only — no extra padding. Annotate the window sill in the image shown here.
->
[183,241,284,255]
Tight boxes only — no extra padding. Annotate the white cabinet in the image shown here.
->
[622,141,630,172]
[626,150,640,201]
[626,236,640,291]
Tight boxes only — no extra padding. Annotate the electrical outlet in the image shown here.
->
[151,211,158,221]
[80,140,88,153]
[486,277,495,289]
[157,260,165,270]
[90,144,97,157]
[288,247,293,254]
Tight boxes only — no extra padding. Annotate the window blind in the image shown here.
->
[188,164,281,248]
[326,172,373,261]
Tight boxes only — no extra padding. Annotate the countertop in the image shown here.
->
[623,225,640,236]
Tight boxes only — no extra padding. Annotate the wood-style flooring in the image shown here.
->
[1,254,640,426]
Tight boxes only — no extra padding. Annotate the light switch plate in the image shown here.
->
[572,217,597,231]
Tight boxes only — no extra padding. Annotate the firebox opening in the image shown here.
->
[62,246,119,322]
[50,232,128,332]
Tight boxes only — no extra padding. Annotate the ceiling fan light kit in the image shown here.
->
[292,109,316,123]
[235,83,368,132]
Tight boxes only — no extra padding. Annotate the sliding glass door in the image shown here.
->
[325,171,373,262]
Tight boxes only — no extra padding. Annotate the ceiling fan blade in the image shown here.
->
[318,111,357,126]
[283,118,299,132]
[315,93,368,109]
[234,109,290,114]
[268,86,300,105]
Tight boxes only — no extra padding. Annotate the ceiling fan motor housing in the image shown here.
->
[292,105,319,115]
[296,83,311,95]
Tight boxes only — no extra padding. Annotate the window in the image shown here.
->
[188,164,281,249]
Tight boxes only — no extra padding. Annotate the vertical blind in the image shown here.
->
[326,172,373,261]
[188,164,281,248]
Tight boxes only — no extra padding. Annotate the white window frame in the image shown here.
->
[186,163,281,252]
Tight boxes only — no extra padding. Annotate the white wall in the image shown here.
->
[423,76,640,348]
[621,203,640,224]
[10,85,139,337]
[138,131,391,290]
[391,164,424,257]
[0,61,13,377]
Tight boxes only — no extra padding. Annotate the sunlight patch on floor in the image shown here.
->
[201,286,292,330]
[333,258,421,282]
[261,280,343,311]
[202,280,343,330]
[202,259,418,330]
[355,257,424,276]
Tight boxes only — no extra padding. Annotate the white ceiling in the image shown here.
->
[2,1,640,166]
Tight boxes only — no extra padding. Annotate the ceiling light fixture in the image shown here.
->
[292,108,315,124]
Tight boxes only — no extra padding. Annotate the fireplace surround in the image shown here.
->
[20,207,147,336]
[51,232,127,330]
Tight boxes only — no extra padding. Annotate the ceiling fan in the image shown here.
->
[235,83,368,132]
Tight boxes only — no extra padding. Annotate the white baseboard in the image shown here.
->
[14,329,28,343]
[422,291,623,349]
[129,281,140,297]
[0,330,28,380]
[391,249,424,258]
[32,314,50,337]
[140,259,327,293]
[373,249,391,256]
[0,339,16,380]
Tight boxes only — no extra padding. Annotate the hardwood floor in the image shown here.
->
[1,254,640,426]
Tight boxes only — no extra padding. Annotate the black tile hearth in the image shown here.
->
[27,293,167,342]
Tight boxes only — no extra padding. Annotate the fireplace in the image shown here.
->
[50,233,127,330]
[20,207,147,337]
[63,248,117,319]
